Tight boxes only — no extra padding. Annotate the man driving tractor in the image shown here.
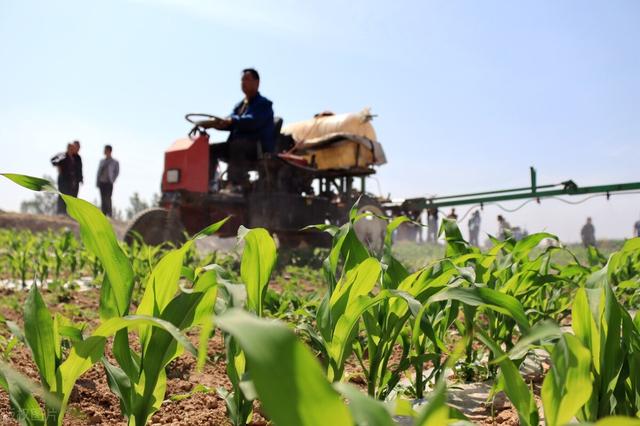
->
[208,68,275,190]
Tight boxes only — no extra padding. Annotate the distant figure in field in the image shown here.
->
[634,217,640,238]
[96,145,120,217]
[51,143,79,215]
[426,207,439,243]
[446,208,458,221]
[468,210,481,246]
[581,217,596,247]
[497,215,512,240]
[72,140,83,196]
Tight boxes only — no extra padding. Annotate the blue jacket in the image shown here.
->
[228,92,275,153]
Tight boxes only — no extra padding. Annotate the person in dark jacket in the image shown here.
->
[70,140,83,197]
[581,217,596,247]
[209,68,275,188]
[51,143,79,215]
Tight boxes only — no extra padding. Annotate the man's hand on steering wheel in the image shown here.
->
[214,118,233,130]
[185,113,231,130]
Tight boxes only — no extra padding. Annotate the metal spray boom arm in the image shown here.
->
[396,167,640,211]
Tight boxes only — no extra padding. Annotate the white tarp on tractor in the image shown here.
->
[282,108,387,170]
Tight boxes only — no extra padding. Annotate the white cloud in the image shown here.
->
[130,0,312,36]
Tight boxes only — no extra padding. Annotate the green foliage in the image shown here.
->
[2,174,640,426]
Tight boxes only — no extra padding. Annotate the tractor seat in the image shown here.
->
[241,116,284,165]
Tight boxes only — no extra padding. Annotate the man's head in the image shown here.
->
[587,217,592,224]
[241,68,260,98]
[497,215,504,222]
[73,140,80,153]
[67,143,77,154]
[104,145,113,158]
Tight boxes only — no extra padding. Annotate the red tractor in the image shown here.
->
[124,109,388,248]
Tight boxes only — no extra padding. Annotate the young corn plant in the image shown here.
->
[211,226,277,426]
[0,282,86,425]
[215,308,468,426]
[480,255,640,426]
[1,174,222,425]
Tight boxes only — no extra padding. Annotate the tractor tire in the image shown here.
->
[353,195,386,254]
[123,207,186,247]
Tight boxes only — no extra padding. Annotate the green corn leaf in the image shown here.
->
[477,329,539,426]
[1,173,55,191]
[413,380,449,426]
[328,289,421,381]
[58,194,135,320]
[572,288,600,370]
[136,242,194,353]
[318,221,370,290]
[102,358,133,417]
[428,286,530,332]
[23,284,57,392]
[137,242,193,318]
[439,219,470,257]
[333,382,395,426]
[381,217,411,289]
[0,360,53,426]
[134,290,217,425]
[57,315,196,423]
[492,320,561,363]
[194,217,230,239]
[238,227,277,317]
[593,416,640,426]
[511,232,557,262]
[216,309,353,426]
[542,334,593,426]
[414,337,469,426]
[329,257,381,326]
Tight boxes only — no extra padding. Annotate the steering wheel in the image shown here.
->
[185,113,224,124]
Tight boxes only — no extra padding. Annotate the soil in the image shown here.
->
[0,212,79,234]
[0,288,242,426]
[0,212,129,239]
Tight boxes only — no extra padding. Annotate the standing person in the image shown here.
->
[96,145,120,217]
[634,216,640,238]
[468,210,481,246]
[51,143,78,215]
[72,140,83,196]
[497,215,512,240]
[581,217,596,247]
[426,207,439,243]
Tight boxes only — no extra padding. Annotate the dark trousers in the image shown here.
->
[98,182,114,217]
[57,176,75,215]
[210,139,260,185]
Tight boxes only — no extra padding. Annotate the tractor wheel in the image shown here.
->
[353,196,386,254]
[274,230,331,250]
[124,208,186,247]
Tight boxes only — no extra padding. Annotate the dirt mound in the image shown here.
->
[0,211,128,239]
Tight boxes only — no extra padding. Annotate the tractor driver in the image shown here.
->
[209,68,275,189]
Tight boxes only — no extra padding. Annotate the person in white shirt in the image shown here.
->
[96,145,120,217]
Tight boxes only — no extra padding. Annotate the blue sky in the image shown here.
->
[0,0,638,242]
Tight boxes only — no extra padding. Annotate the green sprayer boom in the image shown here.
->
[390,167,640,213]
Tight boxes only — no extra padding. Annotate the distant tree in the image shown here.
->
[20,175,57,215]
[125,192,158,220]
